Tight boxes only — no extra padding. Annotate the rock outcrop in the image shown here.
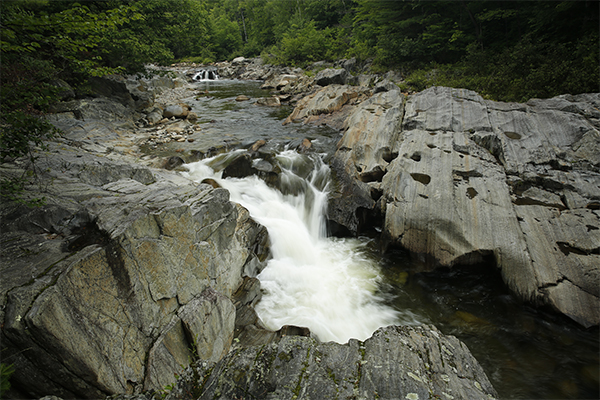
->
[1,98,269,398]
[282,84,372,132]
[326,86,599,328]
[164,325,498,400]
[328,87,405,234]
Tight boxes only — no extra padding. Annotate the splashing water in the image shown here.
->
[182,150,405,343]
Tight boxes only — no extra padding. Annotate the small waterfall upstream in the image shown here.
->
[192,68,219,81]
[183,150,414,343]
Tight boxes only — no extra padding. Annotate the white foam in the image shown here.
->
[183,152,401,343]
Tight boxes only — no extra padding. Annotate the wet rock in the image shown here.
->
[235,95,250,101]
[163,156,184,170]
[165,325,498,400]
[298,138,312,153]
[201,178,221,189]
[255,96,281,107]
[186,111,198,122]
[249,139,267,153]
[163,103,190,118]
[222,152,256,179]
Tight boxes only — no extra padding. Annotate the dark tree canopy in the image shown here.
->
[1,0,598,203]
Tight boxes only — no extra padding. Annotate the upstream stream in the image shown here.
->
[150,78,598,399]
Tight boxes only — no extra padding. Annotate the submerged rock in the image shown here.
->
[165,325,498,400]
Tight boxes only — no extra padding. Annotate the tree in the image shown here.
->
[0,0,134,204]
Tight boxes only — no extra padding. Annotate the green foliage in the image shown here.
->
[208,10,244,61]
[352,0,599,101]
[93,0,212,71]
[0,0,595,212]
[402,32,600,102]
[0,363,15,397]
[0,0,134,205]
[274,19,329,66]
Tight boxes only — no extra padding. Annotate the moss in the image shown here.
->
[292,346,311,398]
[278,351,292,362]
[326,366,339,387]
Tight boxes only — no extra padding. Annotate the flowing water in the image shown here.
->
[170,78,598,399]
[184,150,421,343]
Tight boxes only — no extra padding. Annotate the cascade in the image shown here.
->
[182,150,419,343]
[193,68,219,81]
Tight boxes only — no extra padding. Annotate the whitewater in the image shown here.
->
[182,150,410,343]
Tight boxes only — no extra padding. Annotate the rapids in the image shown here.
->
[183,150,420,342]
[172,78,598,399]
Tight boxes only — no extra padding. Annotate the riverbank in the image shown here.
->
[0,62,498,400]
[1,59,598,399]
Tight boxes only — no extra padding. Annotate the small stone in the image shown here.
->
[255,96,281,107]
[250,139,266,153]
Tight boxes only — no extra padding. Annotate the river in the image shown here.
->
[167,78,598,399]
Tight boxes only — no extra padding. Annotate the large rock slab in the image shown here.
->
[315,67,349,86]
[329,86,600,327]
[283,84,369,129]
[328,89,404,234]
[165,325,498,400]
[0,143,269,398]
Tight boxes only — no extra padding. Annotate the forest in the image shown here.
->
[2,0,598,102]
[1,0,599,199]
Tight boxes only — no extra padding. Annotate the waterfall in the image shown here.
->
[182,150,409,343]
[193,68,219,81]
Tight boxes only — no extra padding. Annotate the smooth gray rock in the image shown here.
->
[165,325,498,400]
[328,90,404,234]
[327,86,599,327]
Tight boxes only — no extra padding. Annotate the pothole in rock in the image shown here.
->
[466,187,478,199]
[410,173,431,185]
[503,131,522,140]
